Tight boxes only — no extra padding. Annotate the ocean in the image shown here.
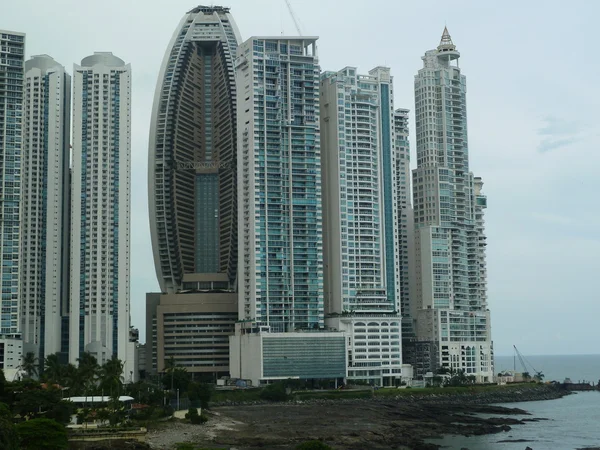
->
[427,354,600,450]
[494,354,600,383]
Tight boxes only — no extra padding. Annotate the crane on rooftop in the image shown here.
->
[284,0,303,35]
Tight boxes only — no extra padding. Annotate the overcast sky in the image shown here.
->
[3,0,598,356]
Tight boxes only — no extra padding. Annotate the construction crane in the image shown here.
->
[284,0,303,35]
[513,345,544,381]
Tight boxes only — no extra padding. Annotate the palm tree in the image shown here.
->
[43,353,62,384]
[164,356,177,391]
[21,352,38,379]
[76,353,100,398]
[100,356,124,399]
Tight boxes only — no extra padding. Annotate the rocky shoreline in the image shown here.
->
[145,384,568,450]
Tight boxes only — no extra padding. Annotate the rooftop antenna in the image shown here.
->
[284,0,303,35]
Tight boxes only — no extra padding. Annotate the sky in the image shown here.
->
[3,0,598,356]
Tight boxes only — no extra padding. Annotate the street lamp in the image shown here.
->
[176,389,180,411]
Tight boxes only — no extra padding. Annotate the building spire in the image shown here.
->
[438,26,456,51]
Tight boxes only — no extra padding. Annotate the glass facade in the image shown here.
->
[21,55,71,361]
[412,29,492,380]
[149,6,240,292]
[195,173,219,273]
[70,53,131,365]
[262,336,346,379]
[0,31,24,337]
[238,38,324,333]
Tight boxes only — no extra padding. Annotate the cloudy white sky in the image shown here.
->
[4,0,598,356]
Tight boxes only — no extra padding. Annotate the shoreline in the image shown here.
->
[146,384,568,450]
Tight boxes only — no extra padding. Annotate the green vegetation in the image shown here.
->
[175,444,227,450]
[296,440,334,450]
[208,381,551,405]
[16,418,68,449]
[185,407,208,425]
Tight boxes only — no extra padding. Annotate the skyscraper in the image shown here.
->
[21,55,71,362]
[411,28,493,381]
[393,108,415,341]
[236,37,323,332]
[320,67,408,386]
[0,30,25,378]
[70,52,131,368]
[147,6,241,377]
[230,38,346,387]
[149,5,241,294]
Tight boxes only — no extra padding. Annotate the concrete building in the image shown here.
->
[70,52,131,369]
[236,36,323,332]
[148,6,241,294]
[231,37,346,382]
[393,108,415,341]
[146,292,236,378]
[20,55,71,363]
[411,28,493,382]
[147,6,242,377]
[230,326,346,387]
[0,30,25,365]
[320,67,410,386]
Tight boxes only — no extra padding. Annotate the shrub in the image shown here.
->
[296,440,334,450]
[185,407,208,425]
[16,418,68,449]
[259,382,289,402]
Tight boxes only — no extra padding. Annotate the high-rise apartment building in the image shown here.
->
[70,52,131,369]
[230,37,347,387]
[393,108,415,341]
[320,67,411,386]
[411,28,493,381]
[0,30,25,378]
[147,6,241,377]
[21,55,71,362]
[236,37,323,332]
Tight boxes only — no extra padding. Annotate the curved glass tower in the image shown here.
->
[149,6,241,293]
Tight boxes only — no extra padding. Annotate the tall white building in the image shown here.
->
[230,37,348,386]
[393,108,415,341]
[412,28,493,381]
[70,53,131,368]
[21,55,71,362]
[0,30,25,379]
[320,67,411,386]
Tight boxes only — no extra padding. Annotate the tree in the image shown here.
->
[162,366,190,393]
[21,352,38,379]
[188,382,213,409]
[0,403,18,450]
[522,372,531,381]
[77,352,100,398]
[164,356,177,391]
[43,353,63,385]
[16,418,68,449]
[100,356,124,398]
[534,372,545,382]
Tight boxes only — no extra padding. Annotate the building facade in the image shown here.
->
[320,67,410,386]
[21,55,71,363]
[236,37,323,332]
[147,6,242,377]
[148,5,241,294]
[70,52,131,368]
[0,31,25,364]
[411,28,493,381]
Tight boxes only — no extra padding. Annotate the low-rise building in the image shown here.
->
[229,324,347,387]
[146,291,237,380]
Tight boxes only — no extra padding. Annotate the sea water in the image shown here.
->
[427,355,600,449]
[494,354,600,384]
[427,391,600,449]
